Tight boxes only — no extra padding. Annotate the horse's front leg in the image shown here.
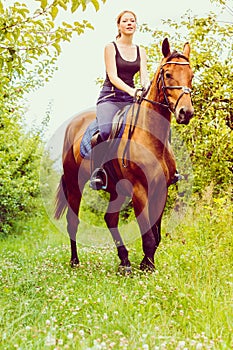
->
[140,218,162,270]
[104,192,131,274]
[133,196,156,270]
[133,187,166,271]
[140,231,157,271]
[151,217,162,249]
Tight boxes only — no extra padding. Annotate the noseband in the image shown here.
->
[142,60,192,114]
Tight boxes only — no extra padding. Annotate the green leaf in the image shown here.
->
[51,6,58,20]
[71,0,81,13]
[18,7,30,18]
[62,21,73,29]
[52,42,61,55]
[85,22,94,30]
[58,0,67,10]
[80,0,86,11]
[91,0,100,11]
[0,1,3,14]
[36,0,48,10]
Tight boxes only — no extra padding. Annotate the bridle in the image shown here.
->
[141,60,192,114]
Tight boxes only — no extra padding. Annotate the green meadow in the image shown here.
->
[1,194,232,350]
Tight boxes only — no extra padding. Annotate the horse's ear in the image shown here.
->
[183,42,191,59]
[162,38,171,58]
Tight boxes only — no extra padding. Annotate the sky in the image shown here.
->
[22,0,231,138]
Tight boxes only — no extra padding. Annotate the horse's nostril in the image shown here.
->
[179,107,185,116]
[180,107,194,119]
[176,107,194,124]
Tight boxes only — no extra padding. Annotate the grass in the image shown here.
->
[0,194,232,350]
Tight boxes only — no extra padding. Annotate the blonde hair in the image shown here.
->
[116,10,137,39]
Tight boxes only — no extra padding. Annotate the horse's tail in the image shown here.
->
[54,174,67,219]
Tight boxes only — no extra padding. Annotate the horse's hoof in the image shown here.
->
[140,257,155,272]
[140,264,154,272]
[70,258,80,268]
[118,265,132,276]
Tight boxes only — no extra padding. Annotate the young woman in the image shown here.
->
[90,10,150,190]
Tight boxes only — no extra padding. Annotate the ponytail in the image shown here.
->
[116,29,121,40]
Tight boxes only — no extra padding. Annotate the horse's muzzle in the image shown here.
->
[176,106,194,125]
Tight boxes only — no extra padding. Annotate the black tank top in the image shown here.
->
[104,41,140,88]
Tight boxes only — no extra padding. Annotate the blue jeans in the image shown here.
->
[96,86,133,141]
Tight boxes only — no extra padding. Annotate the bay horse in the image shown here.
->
[54,38,194,273]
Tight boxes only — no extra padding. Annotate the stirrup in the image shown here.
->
[89,168,108,190]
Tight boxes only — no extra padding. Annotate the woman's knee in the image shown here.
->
[99,125,111,141]
[96,103,119,140]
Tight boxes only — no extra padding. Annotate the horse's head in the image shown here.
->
[159,38,194,124]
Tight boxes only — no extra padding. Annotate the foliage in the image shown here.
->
[0,123,43,234]
[210,0,227,5]
[0,0,105,234]
[141,13,233,195]
[0,198,232,349]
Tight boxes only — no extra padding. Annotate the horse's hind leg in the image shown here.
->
[66,179,86,267]
[104,192,131,273]
[66,206,80,267]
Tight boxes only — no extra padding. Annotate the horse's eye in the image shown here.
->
[165,72,172,79]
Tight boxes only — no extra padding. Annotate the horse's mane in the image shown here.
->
[166,50,189,62]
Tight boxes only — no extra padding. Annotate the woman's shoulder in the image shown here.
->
[104,42,117,55]
[105,41,116,49]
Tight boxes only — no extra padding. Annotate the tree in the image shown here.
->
[0,0,106,234]
[0,0,106,106]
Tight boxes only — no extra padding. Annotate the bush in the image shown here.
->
[0,116,43,234]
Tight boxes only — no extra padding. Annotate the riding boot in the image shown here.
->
[171,170,184,184]
[169,129,184,184]
[89,132,107,190]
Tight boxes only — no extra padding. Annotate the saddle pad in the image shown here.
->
[80,105,131,159]
[80,119,98,159]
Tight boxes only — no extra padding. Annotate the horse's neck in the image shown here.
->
[148,72,171,115]
[140,77,171,146]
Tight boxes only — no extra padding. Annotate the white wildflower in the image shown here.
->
[79,329,85,337]
[45,333,56,346]
[177,340,186,348]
